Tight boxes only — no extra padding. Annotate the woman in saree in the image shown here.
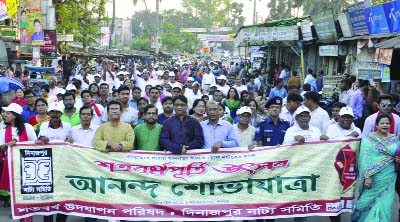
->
[28,98,50,135]
[352,114,400,222]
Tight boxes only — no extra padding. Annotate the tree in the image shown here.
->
[182,0,233,29]
[300,0,351,16]
[225,2,245,31]
[53,0,108,49]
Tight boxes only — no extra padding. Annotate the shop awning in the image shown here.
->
[374,35,400,49]
[338,33,398,42]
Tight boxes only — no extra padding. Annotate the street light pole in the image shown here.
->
[250,0,261,24]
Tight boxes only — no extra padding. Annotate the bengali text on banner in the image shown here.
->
[9,139,360,220]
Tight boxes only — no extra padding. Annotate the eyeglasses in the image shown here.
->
[380,103,393,108]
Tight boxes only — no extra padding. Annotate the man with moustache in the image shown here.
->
[201,100,238,152]
[160,95,204,154]
[93,100,135,152]
[37,102,71,143]
[61,91,81,127]
[157,96,174,125]
[255,97,290,147]
[68,105,99,147]
[134,104,162,151]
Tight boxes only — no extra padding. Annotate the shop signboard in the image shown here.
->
[300,21,313,41]
[0,26,16,37]
[180,28,207,33]
[348,1,369,35]
[234,26,298,47]
[312,12,337,41]
[364,4,390,34]
[40,30,57,59]
[338,13,353,37]
[357,61,381,79]
[319,45,338,56]
[383,0,400,33]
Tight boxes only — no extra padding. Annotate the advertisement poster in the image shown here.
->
[18,0,44,46]
[349,1,369,35]
[0,0,8,21]
[312,12,337,41]
[10,140,358,220]
[100,27,110,47]
[381,64,391,82]
[40,30,57,59]
[364,4,390,34]
[383,0,400,33]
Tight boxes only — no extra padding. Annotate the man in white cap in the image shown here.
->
[326,106,361,139]
[201,66,216,94]
[217,75,229,96]
[93,73,102,85]
[234,106,255,149]
[168,71,182,89]
[283,105,327,144]
[114,71,126,89]
[133,69,155,96]
[36,101,71,143]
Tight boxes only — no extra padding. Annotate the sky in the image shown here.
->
[106,0,269,26]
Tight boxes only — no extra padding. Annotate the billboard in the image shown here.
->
[18,0,44,46]
[40,30,57,59]
[364,4,390,34]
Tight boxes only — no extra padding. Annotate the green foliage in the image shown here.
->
[54,0,107,48]
[182,0,233,29]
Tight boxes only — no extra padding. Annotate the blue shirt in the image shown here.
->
[22,105,37,122]
[200,119,238,149]
[255,117,290,146]
[128,99,138,110]
[349,90,364,119]
[268,87,288,99]
[157,113,171,125]
[160,115,204,154]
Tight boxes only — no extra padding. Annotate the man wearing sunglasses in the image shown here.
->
[362,94,400,138]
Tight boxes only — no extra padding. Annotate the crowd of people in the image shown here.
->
[0,57,399,222]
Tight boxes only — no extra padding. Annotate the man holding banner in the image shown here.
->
[93,100,134,152]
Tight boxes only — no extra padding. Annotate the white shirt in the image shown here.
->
[326,123,361,140]
[217,85,230,97]
[279,106,295,126]
[233,124,256,147]
[283,124,321,144]
[201,72,216,90]
[101,106,139,126]
[89,103,104,126]
[309,107,330,135]
[71,124,99,147]
[362,112,400,138]
[234,84,247,95]
[0,123,37,144]
[38,121,71,141]
[339,90,351,106]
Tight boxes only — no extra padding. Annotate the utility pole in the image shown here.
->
[250,0,260,24]
[109,0,115,49]
[155,0,160,54]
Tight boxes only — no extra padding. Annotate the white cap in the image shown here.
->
[294,105,311,116]
[2,103,23,115]
[187,77,195,82]
[66,84,76,91]
[94,73,101,78]
[168,72,176,77]
[172,85,182,90]
[339,106,354,117]
[55,88,66,95]
[120,65,126,69]
[154,64,159,68]
[192,82,200,87]
[48,102,63,112]
[117,71,125,76]
[237,106,252,115]
[210,84,218,88]
[217,75,227,80]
